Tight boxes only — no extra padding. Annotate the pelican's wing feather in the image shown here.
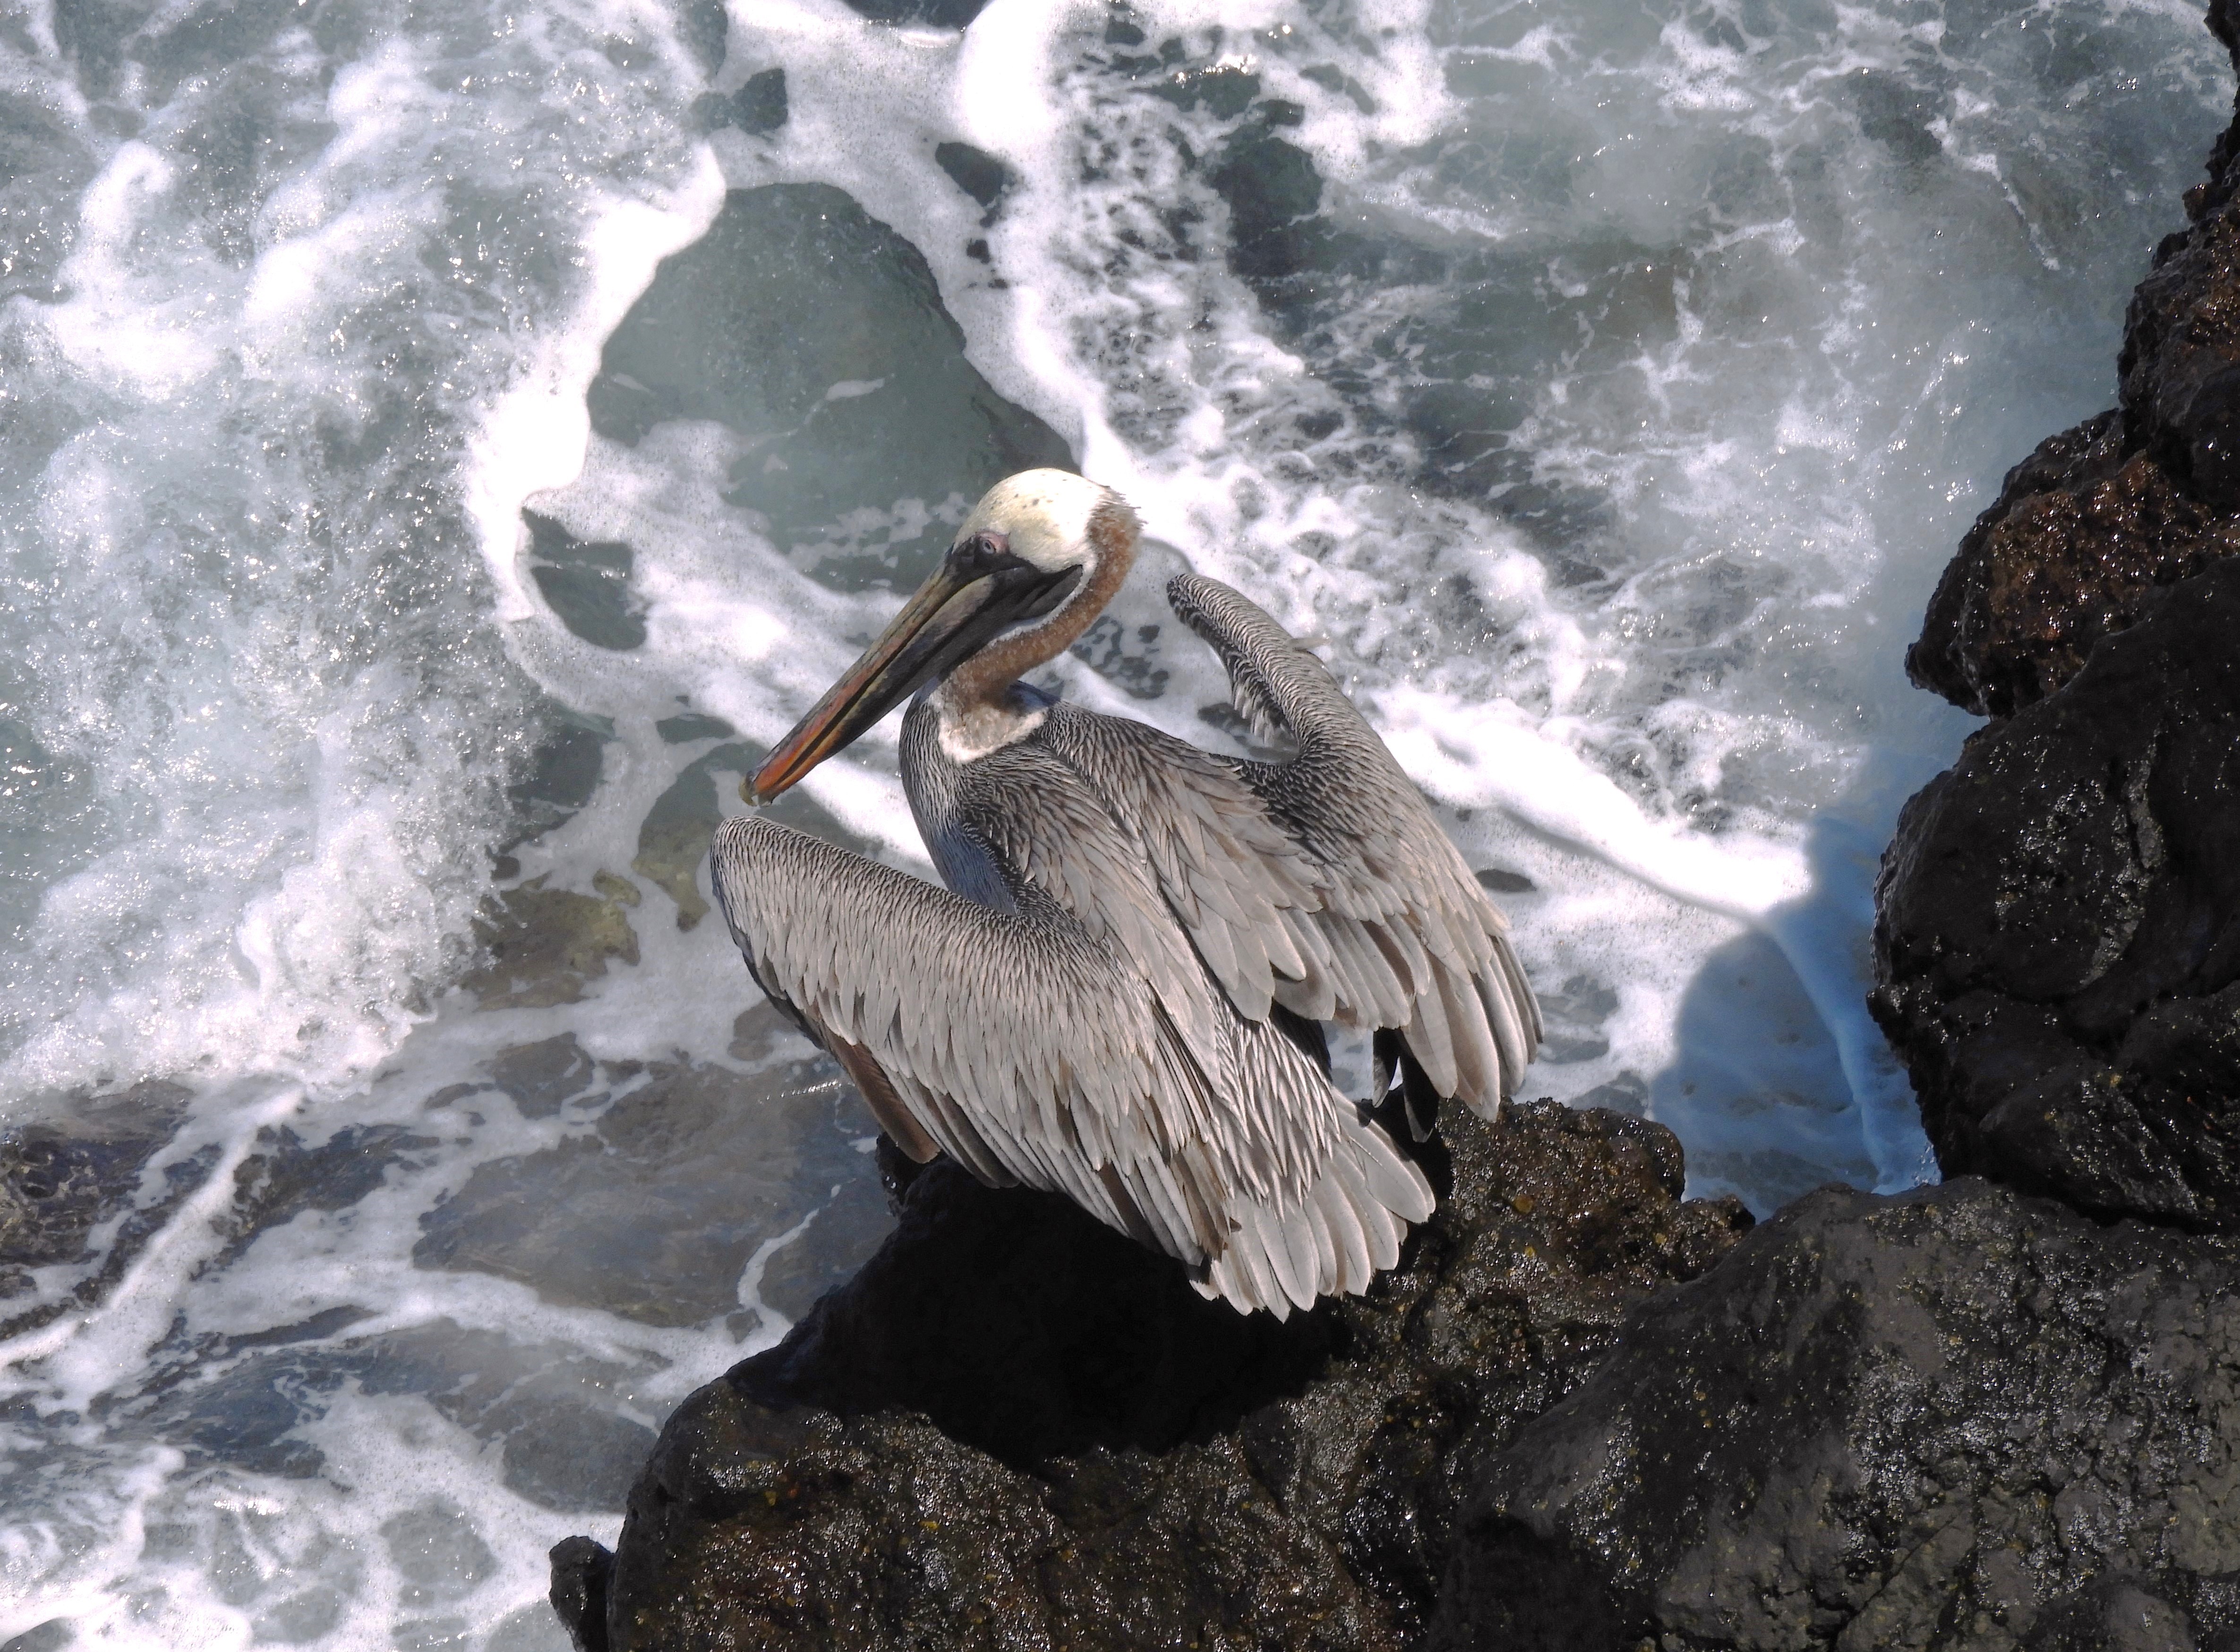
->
[1159,573,1543,1112]
[709,812,1430,1315]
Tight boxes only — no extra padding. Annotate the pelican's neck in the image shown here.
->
[933,497,1137,762]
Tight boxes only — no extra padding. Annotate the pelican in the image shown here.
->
[712,470,1540,1316]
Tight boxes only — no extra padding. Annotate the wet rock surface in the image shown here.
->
[123,1318,665,1510]
[1430,1177,2240,1652]
[462,875,642,1010]
[1908,413,2240,718]
[1778,18,2240,1650]
[1875,559,2240,1226]
[558,1100,1752,1651]
[0,1080,208,1337]
[0,1079,191,1292]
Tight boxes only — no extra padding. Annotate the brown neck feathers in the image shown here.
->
[945,493,1139,710]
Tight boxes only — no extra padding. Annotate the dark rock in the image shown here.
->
[1152,59,1262,118]
[485,1033,602,1117]
[633,741,866,930]
[932,140,1010,221]
[2024,1578,2196,1652]
[732,67,786,134]
[838,0,990,27]
[676,0,725,76]
[1908,412,2240,717]
[1873,559,2240,1226]
[1209,119,1329,283]
[1906,5,2240,719]
[1429,1177,2240,1651]
[749,1165,894,1325]
[1067,613,1169,700]
[0,1622,74,1652]
[550,1537,614,1652]
[575,1099,1751,1650]
[2126,158,2240,513]
[651,710,733,744]
[504,714,607,847]
[134,1318,661,1508]
[691,67,785,137]
[1847,65,1941,169]
[217,1122,439,1263]
[0,1081,212,1341]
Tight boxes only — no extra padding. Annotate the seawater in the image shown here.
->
[0,0,2224,1643]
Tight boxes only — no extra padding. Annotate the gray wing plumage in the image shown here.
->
[709,810,1432,1317]
[1109,573,1543,1112]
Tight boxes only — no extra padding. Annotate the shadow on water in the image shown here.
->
[1641,763,1964,1215]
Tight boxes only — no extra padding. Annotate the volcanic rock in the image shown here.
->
[1907,413,2240,718]
[552,1099,1752,1652]
[1873,558,2240,1227]
[1428,1176,2240,1651]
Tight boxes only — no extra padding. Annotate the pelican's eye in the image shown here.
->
[949,530,1012,579]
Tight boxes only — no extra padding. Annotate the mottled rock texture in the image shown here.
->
[1429,1178,2240,1652]
[1875,559,2240,1226]
[1908,0,2240,719]
[556,1100,1752,1652]
[1908,412,2240,719]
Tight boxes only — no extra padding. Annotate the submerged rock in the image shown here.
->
[133,1318,662,1510]
[585,183,1071,587]
[462,875,641,1010]
[522,511,648,652]
[1429,1177,2240,1651]
[1876,512,2240,1228]
[555,1100,1751,1651]
[414,1036,890,1328]
[0,1079,194,1318]
[632,744,863,931]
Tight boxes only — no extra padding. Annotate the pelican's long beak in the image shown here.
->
[748,553,1079,803]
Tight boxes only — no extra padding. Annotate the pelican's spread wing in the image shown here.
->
[1156,573,1543,1112]
[709,813,1431,1315]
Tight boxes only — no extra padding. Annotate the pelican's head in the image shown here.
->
[749,470,1138,802]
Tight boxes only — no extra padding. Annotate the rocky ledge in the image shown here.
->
[555,9,2240,1649]
[554,1099,1751,1651]
[1433,1177,2240,1650]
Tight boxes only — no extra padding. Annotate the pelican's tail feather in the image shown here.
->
[1194,1108,1432,1318]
